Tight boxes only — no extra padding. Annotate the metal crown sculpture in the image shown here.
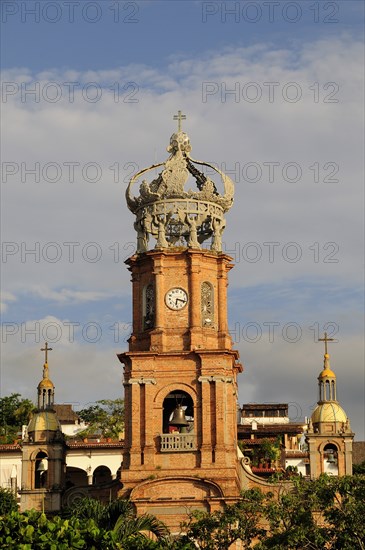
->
[126,113,234,253]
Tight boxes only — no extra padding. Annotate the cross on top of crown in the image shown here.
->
[173,110,186,132]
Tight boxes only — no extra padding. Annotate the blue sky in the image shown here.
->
[1,1,364,438]
[2,1,363,72]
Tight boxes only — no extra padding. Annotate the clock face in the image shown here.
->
[165,288,188,310]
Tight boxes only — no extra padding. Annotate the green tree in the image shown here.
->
[0,487,18,514]
[257,474,365,550]
[77,399,124,440]
[0,509,117,549]
[0,393,35,443]
[176,489,266,550]
[353,460,365,475]
[257,477,327,550]
[314,474,365,550]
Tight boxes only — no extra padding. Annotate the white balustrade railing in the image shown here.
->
[160,433,197,452]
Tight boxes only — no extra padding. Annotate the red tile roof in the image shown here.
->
[67,441,124,449]
[0,444,21,451]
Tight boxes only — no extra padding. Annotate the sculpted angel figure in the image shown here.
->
[185,214,201,249]
[211,217,225,252]
[154,215,169,248]
[134,218,148,253]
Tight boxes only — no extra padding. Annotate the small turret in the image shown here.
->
[20,343,66,513]
[27,342,61,443]
[306,333,354,478]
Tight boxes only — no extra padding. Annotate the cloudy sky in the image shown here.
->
[1,1,364,438]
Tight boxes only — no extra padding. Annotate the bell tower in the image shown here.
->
[20,343,66,512]
[306,333,354,479]
[118,114,243,530]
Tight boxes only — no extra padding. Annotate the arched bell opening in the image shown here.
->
[323,443,339,476]
[35,451,48,488]
[162,390,194,434]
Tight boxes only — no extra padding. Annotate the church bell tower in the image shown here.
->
[306,333,354,478]
[118,113,243,529]
[20,343,66,512]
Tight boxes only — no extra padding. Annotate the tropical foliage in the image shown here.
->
[1,476,364,549]
[0,393,35,443]
[255,474,365,550]
[77,398,125,440]
[64,497,170,547]
[0,487,18,514]
[177,488,266,549]
[0,510,116,549]
[174,475,365,550]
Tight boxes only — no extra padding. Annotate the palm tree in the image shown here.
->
[65,497,170,547]
[113,509,170,547]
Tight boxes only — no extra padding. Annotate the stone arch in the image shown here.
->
[34,450,48,489]
[65,466,88,488]
[154,383,197,408]
[162,390,194,434]
[154,383,197,434]
[93,465,112,485]
[318,440,339,453]
[130,475,224,502]
[30,446,53,462]
[321,442,339,476]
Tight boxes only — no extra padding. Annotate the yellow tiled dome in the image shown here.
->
[311,402,347,424]
[38,378,55,389]
[28,410,61,433]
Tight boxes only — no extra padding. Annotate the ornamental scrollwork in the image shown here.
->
[201,282,214,328]
[126,125,234,253]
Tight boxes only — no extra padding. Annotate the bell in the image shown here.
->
[327,451,336,464]
[37,458,48,472]
[169,405,189,427]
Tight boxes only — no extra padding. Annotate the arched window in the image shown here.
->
[143,283,155,330]
[323,443,339,475]
[331,380,336,400]
[93,466,112,485]
[65,466,87,488]
[325,380,331,400]
[35,451,48,489]
[201,282,214,327]
[162,390,194,434]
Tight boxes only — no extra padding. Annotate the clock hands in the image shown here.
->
[166,288,188,309]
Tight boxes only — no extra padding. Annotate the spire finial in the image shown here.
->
[173,110,186,132]
[318,332,334,356]
[41,342,52,367]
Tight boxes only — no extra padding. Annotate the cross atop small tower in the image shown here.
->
[41,342,53,364]
[173,110,186,132]
[318,332,334,355]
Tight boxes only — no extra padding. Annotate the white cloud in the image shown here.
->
[0,291,17,313]
[0,315,124,407]
[27,285,110,304]
[1,36,364,437]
